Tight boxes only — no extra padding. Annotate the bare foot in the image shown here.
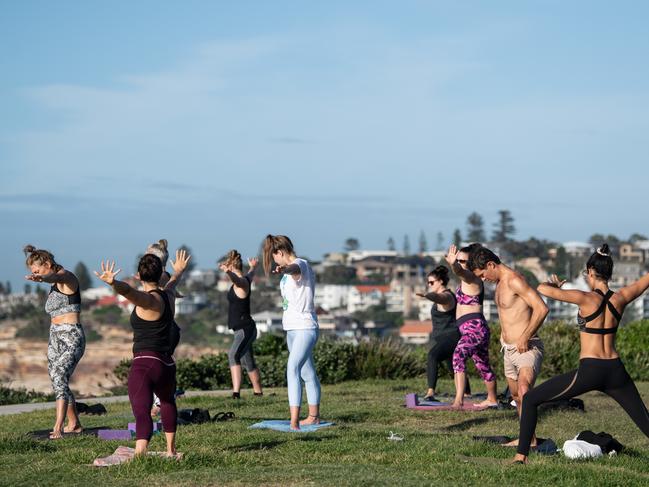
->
[299,415,320,426]
[150,406,160,418]
[290,423,300,431]
[451,401,463,409]
[63,424,83,434]
[475,399,498,408]
[502,438,519,447]
[49,430,63,440]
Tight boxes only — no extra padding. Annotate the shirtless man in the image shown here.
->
[468,246,548,446]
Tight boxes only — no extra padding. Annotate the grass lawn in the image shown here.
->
[1,378,648,486]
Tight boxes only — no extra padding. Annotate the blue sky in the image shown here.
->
[1,1,648,289]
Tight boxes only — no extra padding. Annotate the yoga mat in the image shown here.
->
[404,394,493,411]
[98,429,133,441]
[128,422,162,433]
[249,420,334,432]
[29,427,108,440]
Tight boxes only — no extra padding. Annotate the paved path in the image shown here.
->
[0,389,238,416]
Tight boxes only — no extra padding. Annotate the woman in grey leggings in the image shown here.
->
[219,250,263,398]
[24,245,86,439]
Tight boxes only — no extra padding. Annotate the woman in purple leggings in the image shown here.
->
[446,243,498,408]
[95,249,190,457]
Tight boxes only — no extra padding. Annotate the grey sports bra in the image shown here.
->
[45,284,81,317]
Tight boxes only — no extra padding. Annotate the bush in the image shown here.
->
[0,385,54,406]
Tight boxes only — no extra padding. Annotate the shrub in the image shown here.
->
[0,385,54,406]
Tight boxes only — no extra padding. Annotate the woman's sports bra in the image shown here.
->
[577,289,622,335]
[45,284,81,317]
[455,284,484,306]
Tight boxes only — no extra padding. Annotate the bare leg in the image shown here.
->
[504,370,537,447]
[425,388,435,398]
[230,365,242,394]
[300,404,320,425]
[50,399,67,438]
[247,368,263,394]
[165,431,176,456]
[290,406,301,430]
[63,400,83,433]
[452,372,466,407]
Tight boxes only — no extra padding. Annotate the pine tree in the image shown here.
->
[466,212,486,242]
[492,210,516,242]
[418,230,428,253]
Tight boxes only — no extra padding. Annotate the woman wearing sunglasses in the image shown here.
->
[417,265,471,401]
[446,243,498,408]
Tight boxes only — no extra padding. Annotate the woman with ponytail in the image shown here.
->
[514,243,649,464]
[416,265,470,401]
[262,235,320,430]
[23,245,86,439]
[219,249,263,399]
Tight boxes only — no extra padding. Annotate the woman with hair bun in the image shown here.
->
[416,265,470,402]
[514,243,649,464]
[95,249,191,458]
[24,245,86,439]
[262,235,320,430]
[219,249,263,399]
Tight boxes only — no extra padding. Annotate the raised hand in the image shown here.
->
[218,262,231,273]
[445,244,458,266]
[25,274,44,282]
[415,292,426,298]
[247,257,258,269]
[273,265,286,274]
[171,249,192,275]
[547,274,566,288]
[94,260,122,285]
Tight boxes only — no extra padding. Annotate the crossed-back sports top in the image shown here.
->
[227,276,255,330]
[130,289,177,354]
[430,290,457,337]
[577,289,623,335]
[455,284,484,306]
[45,283,81,317]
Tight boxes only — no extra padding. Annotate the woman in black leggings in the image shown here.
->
[417,266,470,401]
[514,244,649,463]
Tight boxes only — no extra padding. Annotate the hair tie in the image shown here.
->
[596,247,609,257]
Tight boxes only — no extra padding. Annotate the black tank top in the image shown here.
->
[227,276,255,330]
[430,290,458,338]
[130,289,176,354]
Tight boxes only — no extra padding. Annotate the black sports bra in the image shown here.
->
[577,289,622,335]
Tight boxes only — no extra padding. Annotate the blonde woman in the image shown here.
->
[262,235,320,430]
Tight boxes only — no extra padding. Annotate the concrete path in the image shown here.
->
[0,389,241,416]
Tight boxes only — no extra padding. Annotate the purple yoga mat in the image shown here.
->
[127,422,162,432]
[404,393,488,411]
[98,429,133,440]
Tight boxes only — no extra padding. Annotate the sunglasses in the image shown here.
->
[427,280,439,286]
[456,259,468,264]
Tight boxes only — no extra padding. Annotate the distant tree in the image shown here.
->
[0,283,5,295]
[492,210,516,242]
[403,235,411,256]
[5,281,11,295]
[516,267,539,288]
[319,265,358,285]
[24,283,32,295]
[74,262,92,291]
[178,244,196,273]
[550,246,569,278]
[387,236,396,251]
[453,228,462,247]
[344,238,360,252]
[466,212,486,242]
[418,230,428,253]
[436,232,444,251]
[629,233,648,244]
[588,233,606,247]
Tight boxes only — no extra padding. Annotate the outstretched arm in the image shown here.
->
[94,260,159,309]
[512,275,549,353]
[415,291,454,306]
[25,269,78,291]
[445,244,480,284]
[245,257,259,280]
[165,249,192,293]
[617,271,649,305]
[537,274,589,305]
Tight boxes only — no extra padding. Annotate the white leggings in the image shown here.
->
[286,329,321,407]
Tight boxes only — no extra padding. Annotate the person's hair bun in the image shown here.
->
[23,244,36,255]
[158,239,168,251]
[434,265,449,279]
[597,244,610,256]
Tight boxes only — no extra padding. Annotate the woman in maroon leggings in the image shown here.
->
[95,249,190,457]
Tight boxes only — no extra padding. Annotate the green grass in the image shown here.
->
[1,378,648,486]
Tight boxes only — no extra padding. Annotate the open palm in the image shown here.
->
[94,260,121,285]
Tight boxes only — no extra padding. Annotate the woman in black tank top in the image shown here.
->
[95,249,191,459]
[219,250,263,399]
[416,266,470,402]
[514,244,649,464]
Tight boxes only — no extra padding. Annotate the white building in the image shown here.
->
[250,311,283,334]
[347,285,390,313]
[346,250,398,264]
[315,284,352,311]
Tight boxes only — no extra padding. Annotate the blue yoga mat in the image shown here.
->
[249,420,334,432]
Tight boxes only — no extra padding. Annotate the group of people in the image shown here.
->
[421,243,649,463]
[22,237,649,464]
[23,234,322,458]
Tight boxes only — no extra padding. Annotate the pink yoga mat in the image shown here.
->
[404,393,490,411]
